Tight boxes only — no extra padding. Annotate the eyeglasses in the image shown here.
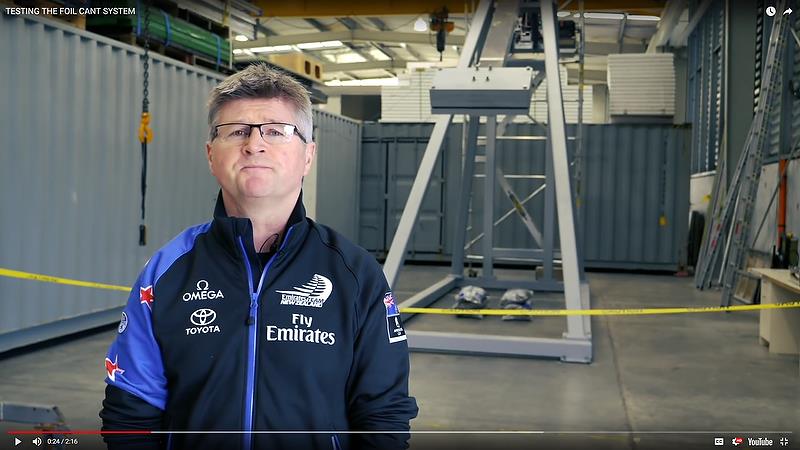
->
[212,122,308,145]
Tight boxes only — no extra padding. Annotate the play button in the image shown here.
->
[14,437,22,446]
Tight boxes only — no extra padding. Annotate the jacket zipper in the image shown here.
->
[237,226,294,450]
[331,434,342,450]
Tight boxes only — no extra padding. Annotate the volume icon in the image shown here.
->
[33,436,43,446]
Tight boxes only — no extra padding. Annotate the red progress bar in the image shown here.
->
[7,430,152,435]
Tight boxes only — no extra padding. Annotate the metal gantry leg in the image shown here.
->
[483,115,497,280]
[450,116,480,277]
[382,0,493,288]
[389,0,592,363]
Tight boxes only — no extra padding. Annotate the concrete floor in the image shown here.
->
[1,266,798,450]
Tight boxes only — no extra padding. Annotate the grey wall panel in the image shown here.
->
[311,109,361,242]
[0,14,366,351]
[360,123,690,270]
[687,0,724,174]
[0,14,224,348]
[360,123,462,258]
[358,138,388,252]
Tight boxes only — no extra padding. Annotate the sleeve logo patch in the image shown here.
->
[118,312,128,334]
[383,292,407,343]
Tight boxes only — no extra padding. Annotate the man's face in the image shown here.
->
[206,98,315,205]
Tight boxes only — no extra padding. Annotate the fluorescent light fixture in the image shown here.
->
[249,45,294,53]
[336,53,367,64]
[233,49,244,55]
[296,40,344,50]
[627,15,661,21]
[414,17,428,32]
[325,77,399,87]
[399,42,407,48]
[578,12,625,20]
[452,45,458,52]
[557,11,571,18]
[234,34,249,42]
[369,48,391,61]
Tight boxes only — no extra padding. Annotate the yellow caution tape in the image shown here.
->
[0,268,129,292]
[401,302,800,316]
[2,267,799,317]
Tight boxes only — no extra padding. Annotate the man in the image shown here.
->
[100,64,418,450]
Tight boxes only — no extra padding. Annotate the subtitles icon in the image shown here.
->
[714,437,725,446]
[732,437,743,446]
[766,6,777,16]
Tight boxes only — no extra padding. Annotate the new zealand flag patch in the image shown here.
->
[383,291,406,343]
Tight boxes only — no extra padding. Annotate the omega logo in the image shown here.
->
[182,279,225,302]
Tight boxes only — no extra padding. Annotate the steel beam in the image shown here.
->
[456,276,565,292]
[450,116,480,275]
[670,0,712,47]
[397,275,460,322]
[646,0,687,53]
[234,30,467,50]
[382,0,493,288]
[483,116,498,279]
[407,331,592,362]
[540,0,590,340]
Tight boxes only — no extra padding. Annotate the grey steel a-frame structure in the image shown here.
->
[383,0,592,363]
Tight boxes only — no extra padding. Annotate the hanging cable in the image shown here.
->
[138,2,153,246]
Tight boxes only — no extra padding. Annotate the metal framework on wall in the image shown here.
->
[687,0,725,174]
[382,0,592,362]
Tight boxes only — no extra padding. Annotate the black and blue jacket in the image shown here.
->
[100,193,418,450]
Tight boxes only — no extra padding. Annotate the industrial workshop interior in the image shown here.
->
[1,0,799,449]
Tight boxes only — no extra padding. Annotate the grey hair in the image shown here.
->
[207,63,313,142]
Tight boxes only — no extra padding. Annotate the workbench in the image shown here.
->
[749,268,800,375]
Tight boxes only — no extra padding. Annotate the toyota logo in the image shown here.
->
[190,308,217,326]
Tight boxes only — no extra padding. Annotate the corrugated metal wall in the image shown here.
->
[305,110,362,242]
[360,123,463,256]
[0,14,224,350]
[687,0,724,174]
[793,16,800,149]
[755,2,798,161]
[360,123,690,270]
[0,14,365,351]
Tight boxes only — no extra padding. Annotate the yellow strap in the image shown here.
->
[402,302,800,316]
[2,266,798,317]
[0,267,129,292]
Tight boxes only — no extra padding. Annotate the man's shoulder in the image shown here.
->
[308,221,382,277]
[141,222,213,286]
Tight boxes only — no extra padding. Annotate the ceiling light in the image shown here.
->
[296,40,344,50]
[337,53,367,64]
[233,49,244,55]
[414,17,428,32]
[452,45,458,52]
[578,12,625,20]
[399,42,407,48]
[249,45,294,53]
[628,15,661,21]
[557,11,571,18]
[369,48,391,61]
[234,34,249,42]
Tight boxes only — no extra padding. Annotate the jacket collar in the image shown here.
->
[210,190,308,260]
